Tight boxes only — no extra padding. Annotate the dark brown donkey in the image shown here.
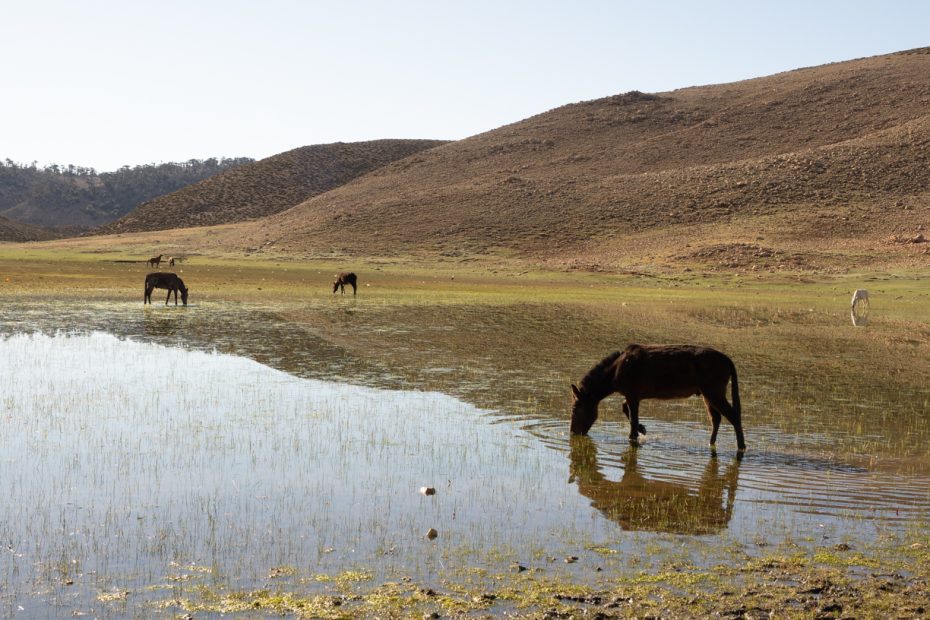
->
[144,272,188,306]
[148,254,163,268]
[570,344,745,451]
[333,272,357,295]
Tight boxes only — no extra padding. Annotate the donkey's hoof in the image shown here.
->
[638,424,647,435]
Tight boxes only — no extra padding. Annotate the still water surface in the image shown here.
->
[0,300,928,615]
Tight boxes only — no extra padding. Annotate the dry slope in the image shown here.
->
[96,139,446,235]
[238,47,930,268]
[0,214,58,242]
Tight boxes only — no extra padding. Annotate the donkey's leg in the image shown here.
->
[702,395,722,447]
[622,401,647,435]
[626,398,641,445]
[704,390,745,452]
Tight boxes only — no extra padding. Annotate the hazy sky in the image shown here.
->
[2,1,928,171]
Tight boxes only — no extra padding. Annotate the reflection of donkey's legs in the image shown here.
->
[621,401,647,435]
[703,390,745,451]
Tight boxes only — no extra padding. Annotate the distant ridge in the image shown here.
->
[225,47,930,268]
[96,139,447,234]
[0,158,251,232]
[0,214,57,242]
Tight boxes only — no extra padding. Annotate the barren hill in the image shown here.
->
[96,140,446,234]
[0,214,57,242]
[234,47,930,269]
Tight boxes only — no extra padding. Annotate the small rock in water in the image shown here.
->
[510,562,527,573]
[564,556,579,564]
[426,528,438,540]
[420,486,436,496]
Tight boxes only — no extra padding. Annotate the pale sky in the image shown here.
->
[2,0,927,172]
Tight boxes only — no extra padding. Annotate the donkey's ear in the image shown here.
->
[571,384,582,400]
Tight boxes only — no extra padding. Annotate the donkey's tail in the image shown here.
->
[729,360,741,416]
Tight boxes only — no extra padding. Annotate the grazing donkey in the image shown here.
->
[333,272,357,295]
[850,288,870,311]
[144,272,188,306]
[148,254,163,268]
[571,344,745,452]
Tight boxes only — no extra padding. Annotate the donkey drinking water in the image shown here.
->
[144,272,188,306]
[570,344,745,451]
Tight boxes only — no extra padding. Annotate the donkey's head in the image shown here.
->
[180,285,189,306]
[570,384,599,435]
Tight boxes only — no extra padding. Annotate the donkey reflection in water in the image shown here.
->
[144,272,188,306]
[569,435,740,534]
[333,272,357,295]
[570,344,745,451]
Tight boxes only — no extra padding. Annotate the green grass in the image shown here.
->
[4,248,930,616]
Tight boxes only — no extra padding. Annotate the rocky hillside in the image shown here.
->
[233,47,930,269]
[96,140,446,234]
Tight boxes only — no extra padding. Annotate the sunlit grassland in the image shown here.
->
[3,244,930,306]
[1,246,929,617]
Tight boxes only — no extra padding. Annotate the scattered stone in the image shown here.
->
[425,528,438,540]
[511,562,527,573]
[820,602,843,614]
[472,593,497,603]
[554,593,602,604]
[420,486,436,496]
[564,556,579,563]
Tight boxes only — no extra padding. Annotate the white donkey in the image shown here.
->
[850,288,870,311]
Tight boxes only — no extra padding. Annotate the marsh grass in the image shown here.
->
[1,251,929,615]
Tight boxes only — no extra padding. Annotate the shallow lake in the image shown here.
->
[0,298,928,616]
